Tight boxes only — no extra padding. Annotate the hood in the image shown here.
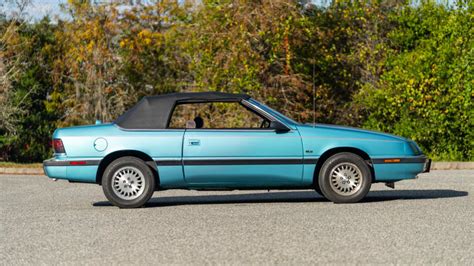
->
[299,123,408,142]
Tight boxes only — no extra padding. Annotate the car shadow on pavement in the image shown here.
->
[92,189,468,208]
[363,189,468,203]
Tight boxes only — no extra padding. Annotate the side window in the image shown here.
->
[168,102,270,129]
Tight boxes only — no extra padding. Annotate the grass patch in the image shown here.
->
[0,162,43,168]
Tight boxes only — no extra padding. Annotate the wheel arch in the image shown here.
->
[96,150,159,187]
[313,147,375,187]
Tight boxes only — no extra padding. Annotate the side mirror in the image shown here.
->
[270,120,290,133]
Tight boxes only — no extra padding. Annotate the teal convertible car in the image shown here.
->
[44,92,430,208]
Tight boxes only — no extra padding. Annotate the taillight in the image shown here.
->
[53,139,66,154]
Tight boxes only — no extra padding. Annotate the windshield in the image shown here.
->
[248,99,300,126]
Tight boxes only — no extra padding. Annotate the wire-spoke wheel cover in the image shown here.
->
[111,166,146,200]
[329,162,363,196]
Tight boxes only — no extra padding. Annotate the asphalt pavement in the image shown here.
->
[1,170,473,265]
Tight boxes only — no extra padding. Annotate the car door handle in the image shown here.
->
[188,139,200,146]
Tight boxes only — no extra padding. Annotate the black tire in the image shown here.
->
[318,152,371,203]
[102,156,155,208]
[314,182,325,198]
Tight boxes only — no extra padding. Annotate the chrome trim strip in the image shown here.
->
[183,129,278,132]
[372,156,428,164]
[155,158,318,166]
[114,123,186,132]
[241,100,277,121]
[241,99,289,125]
[155,160,182,166]
[44,157,319,167]
[43,160,100,166]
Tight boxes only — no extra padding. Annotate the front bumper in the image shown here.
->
[372,155,431,181]
[423,158,432,173]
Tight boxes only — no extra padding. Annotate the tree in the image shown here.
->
[51,0,128,125]
[355,1,474,160]
[1,13,61,161]
[0,0,31,135]
[51,0,191,126]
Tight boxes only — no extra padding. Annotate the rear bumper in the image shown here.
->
[43,158,99,183]
[43,158,67,179]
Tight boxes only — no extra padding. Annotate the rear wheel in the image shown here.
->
[318,153,371,203]
[102,156,155,208]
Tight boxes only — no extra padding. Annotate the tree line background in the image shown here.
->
[1,0,473,162]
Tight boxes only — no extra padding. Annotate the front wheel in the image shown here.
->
[318,153,371,203]
[102,156,155,208]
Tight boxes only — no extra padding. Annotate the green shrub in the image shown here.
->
[356,2,474,161]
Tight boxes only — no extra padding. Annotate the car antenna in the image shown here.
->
[312,60,316,127]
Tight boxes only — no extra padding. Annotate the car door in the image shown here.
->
[168,101,304,187]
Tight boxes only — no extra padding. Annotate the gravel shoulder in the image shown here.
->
[1,170,473,265]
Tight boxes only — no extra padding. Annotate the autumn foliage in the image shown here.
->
[1,0,473,162]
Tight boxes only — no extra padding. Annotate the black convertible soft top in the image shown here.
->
[115,92,251,129]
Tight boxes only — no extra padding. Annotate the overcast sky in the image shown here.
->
[1,0,67,21]
[1,0,456,21]
[1,0,330,21]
